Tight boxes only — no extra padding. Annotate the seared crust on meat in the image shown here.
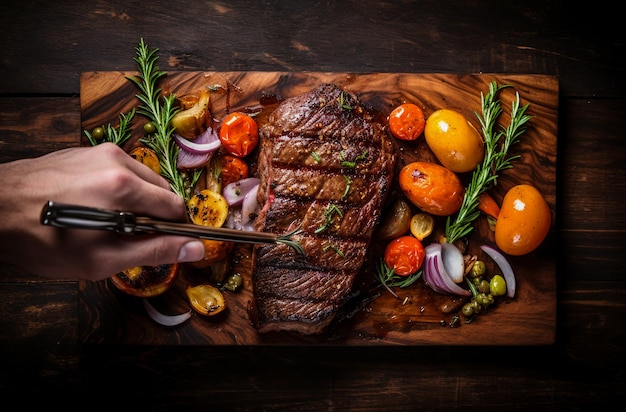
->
[249,83,396,335]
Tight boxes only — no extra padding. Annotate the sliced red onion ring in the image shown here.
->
[143,299,192,326]
[174,127,221,154]
[480,245,516,298]
[423,243,471,296]
[223,177,261,207]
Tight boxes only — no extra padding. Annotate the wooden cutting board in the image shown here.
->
[79,72,558,345]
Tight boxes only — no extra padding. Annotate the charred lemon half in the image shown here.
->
[110,264,180,298]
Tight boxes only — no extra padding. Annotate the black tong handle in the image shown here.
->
[41,200,138,234]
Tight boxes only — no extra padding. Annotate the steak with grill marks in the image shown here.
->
[248,83,396,335]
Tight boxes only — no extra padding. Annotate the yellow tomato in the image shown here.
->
[399,162,464,216]
[495,184,551,256]
[424,109,485,173]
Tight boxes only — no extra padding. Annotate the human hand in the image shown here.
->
[0,143,205,280]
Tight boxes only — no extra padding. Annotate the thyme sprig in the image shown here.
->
[126,38,199,202]
[375,259,422,300]
[444,81,532,244]
[84,109,136,147]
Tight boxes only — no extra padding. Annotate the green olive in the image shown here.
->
[490,274,507,296]
[144,122,157,134]
[91,127,105,141]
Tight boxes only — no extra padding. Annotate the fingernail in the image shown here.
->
[177,241,205,262]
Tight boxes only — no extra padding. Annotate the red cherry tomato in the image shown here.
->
[388,103,425,141]
[384,236,426,276]
[220,154,249,187]
[219,112,259,157]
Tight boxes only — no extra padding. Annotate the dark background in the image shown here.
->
[1,1,624,410]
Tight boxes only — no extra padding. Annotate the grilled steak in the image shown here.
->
[248,83,396,335]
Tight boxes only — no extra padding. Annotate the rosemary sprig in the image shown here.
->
[444,81,532,244]
[276,227,305,255]
[84,109,136,147]
[375,258,422,299]
[126,38,198,202]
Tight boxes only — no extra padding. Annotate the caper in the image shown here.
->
[478,279,491,294]
[224,273,243,292]
[490,274,507,296]
[461,303,474,317]
[144,122,157,134]
[470,299,481,314]
[476,292,490,306]
[91,127,105,141]
[471,260,486,277]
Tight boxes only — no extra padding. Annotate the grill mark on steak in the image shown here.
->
[249,83,396,335]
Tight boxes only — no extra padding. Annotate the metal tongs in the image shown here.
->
[40,200,304,254]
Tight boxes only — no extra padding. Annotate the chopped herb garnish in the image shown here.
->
[340,150,369,168]
[311,151,321,163]
[342,175,353,199]
[337,91,353,110]
[315,204,343,233]
[323,244,345,257]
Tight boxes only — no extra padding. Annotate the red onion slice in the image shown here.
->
[241,183,259,227]
[177,147,213,169]
[480,245,516,298]
[441,242,464,283]
[223,177,261,207]
[174,127,221,154]
[143,299,192,326]
[424,243,471,296]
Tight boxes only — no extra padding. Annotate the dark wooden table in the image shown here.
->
[1,1,624,409]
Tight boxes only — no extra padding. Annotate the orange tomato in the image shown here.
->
[424,109,485,173]
[399,162,464,216]
[495,184,551,256]
[384,236,426,276]
[220,154,249,187]
[478,192,500,219]
[388,103,425,141]
[219,112,259,157]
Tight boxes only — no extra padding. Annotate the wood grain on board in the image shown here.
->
[79,71,558,345]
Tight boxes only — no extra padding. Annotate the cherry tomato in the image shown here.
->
[384,236,426,276]
[220,154,249,187]
[424,109,485,173]
[495,184,551,256]
[186,284,226,316]
[388,103,425,141]
[219,112,259,157]
[478,192,500,219]
[399,162,464,216]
